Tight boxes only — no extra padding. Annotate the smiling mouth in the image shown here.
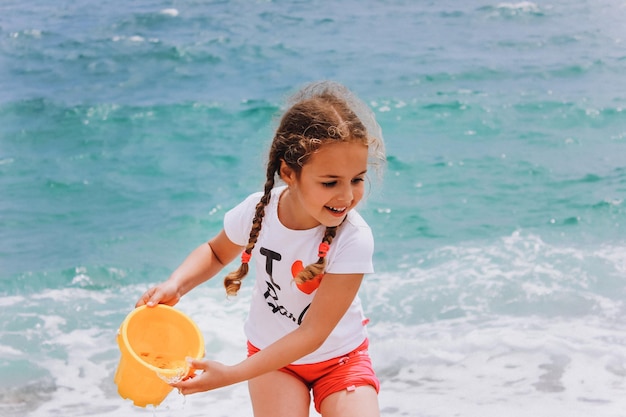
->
[325,206,347,214]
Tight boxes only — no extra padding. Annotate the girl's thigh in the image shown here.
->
[319,385,379,417]
[248,370,311,417]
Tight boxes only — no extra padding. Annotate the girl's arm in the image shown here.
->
[173,271,365,393]
[135,229,243,307]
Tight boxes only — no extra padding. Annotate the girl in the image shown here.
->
[136,81,386,417]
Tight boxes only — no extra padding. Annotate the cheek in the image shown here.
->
[307,188,328,206]
[353,185,365,202]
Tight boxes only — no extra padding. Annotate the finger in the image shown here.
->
[134,291,150,308]
[186,357,210,374]
[135,288,158,308]
[172,377,204,395]
[172,359,210,394]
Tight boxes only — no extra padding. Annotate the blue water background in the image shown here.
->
[1,1,626,416]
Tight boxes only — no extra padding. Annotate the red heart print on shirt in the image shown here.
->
[291,260,322,294]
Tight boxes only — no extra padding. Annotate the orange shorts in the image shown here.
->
[247,339,380,412]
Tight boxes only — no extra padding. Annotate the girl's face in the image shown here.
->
[279,141,368,230]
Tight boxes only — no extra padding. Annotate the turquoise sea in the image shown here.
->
[2,1,626,416]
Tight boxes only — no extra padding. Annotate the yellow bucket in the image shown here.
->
[114,304,205,407]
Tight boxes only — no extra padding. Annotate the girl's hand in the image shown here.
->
[172,358,234,395]
[135,280,181,308]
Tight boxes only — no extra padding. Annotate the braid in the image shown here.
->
[223,160,278,296]
[294,226,338,284]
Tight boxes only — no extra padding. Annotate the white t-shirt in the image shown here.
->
[223,186,374,364]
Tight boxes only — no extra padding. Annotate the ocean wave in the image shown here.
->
[478,2,547,19]
[160,8,179,17]
[0,373,56,417]
[0,283,250,416]
[370,314,626,416]
[4,285,626,416]
[111,8,183,32]
[511,99,625,127]
[2,284,625,417]
[362,231,626,324]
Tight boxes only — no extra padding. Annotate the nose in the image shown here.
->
[337,183,353,203]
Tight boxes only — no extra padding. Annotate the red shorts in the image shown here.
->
[247,339,380,412]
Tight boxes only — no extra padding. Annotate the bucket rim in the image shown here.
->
[118,304,205,375]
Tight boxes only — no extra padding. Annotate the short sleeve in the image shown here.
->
[223,192,263,246]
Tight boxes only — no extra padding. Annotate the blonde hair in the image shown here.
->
[224,81,385,296]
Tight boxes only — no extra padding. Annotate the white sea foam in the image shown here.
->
[3,238,625,416]
[16,286,255,417]
[370,316,626,417]
[363,231,626,323]
[160,8,179,17]
[0,295,25,307]
[482,1,546,19]
[111,35,147,43]
[0,344,23,356]
[496,2,540,13]
[4,271,623,417]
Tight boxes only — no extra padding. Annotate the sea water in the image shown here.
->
[1,0,626,416]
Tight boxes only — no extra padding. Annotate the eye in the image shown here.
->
[352,177,365,184]
[322,181,337,188]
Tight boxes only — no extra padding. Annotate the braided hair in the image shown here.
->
[224,81,385,296]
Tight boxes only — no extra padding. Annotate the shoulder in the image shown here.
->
[223,189,266,245]
[223,187,285,245]
[239,186,284,207]
[338,210,373,240]
[239,190,265,207]
[227,186,284,214]
[344,209,370,229]
[333,210,374,253]
[326,210,374,273]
